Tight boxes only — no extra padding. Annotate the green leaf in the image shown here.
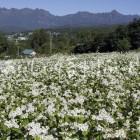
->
[34,136,41,140]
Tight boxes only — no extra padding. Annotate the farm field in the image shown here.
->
[0,53,140,140]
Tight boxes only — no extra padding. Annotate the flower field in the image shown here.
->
[0,53,140,140]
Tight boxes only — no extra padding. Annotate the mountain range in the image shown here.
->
[0,8,139,33]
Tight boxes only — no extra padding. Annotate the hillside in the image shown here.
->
[0,8,139,33]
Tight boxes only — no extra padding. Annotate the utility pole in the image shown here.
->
[16,39,19,57]
[49,32,53,55]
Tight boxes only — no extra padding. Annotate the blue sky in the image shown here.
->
[0,0,140,15]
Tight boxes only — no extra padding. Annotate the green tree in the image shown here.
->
[40,42,50,54]
[7,40,17,57]
[115,25,128,39]
[29,29,49,52]
[117,38,131,53]
[94,33,107,52]
[0,33,8,54]
[128,18,140,50]
[105,25,129,52]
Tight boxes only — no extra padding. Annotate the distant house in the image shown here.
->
[22,49,36,57]
[17,37,27,41]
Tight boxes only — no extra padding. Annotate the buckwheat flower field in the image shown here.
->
[0,53,140,140]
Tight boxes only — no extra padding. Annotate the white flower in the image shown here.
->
[0,95,6,100]
[96,109,115,124]
[0,52,140,139]
[114,129,126,138]
[27,122,49,137]
[9,107,23,118]
[21,113,29,119]
[47,103,56,115]
[124,120,130,129]
[73,122,89,132]
[40,135,58,140]
[96,125,104,132]
[4,119,19,128]
[65,137,79,140]
[102,79,109,86]
[31,82,42,96]
[26,103,35,113]
[138,126,140,132]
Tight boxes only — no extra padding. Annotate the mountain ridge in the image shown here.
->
[0,8,139,33]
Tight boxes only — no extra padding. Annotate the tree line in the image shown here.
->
[73,18,140,53]
[0,18,140,58]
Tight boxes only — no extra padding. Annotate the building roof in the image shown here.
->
[22,49,35,55]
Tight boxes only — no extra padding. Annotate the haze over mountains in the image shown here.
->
[0,8,139,33]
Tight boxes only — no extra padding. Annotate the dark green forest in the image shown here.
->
[0,18,140,58]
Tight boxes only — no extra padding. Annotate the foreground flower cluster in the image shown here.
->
[0,53,140,140]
